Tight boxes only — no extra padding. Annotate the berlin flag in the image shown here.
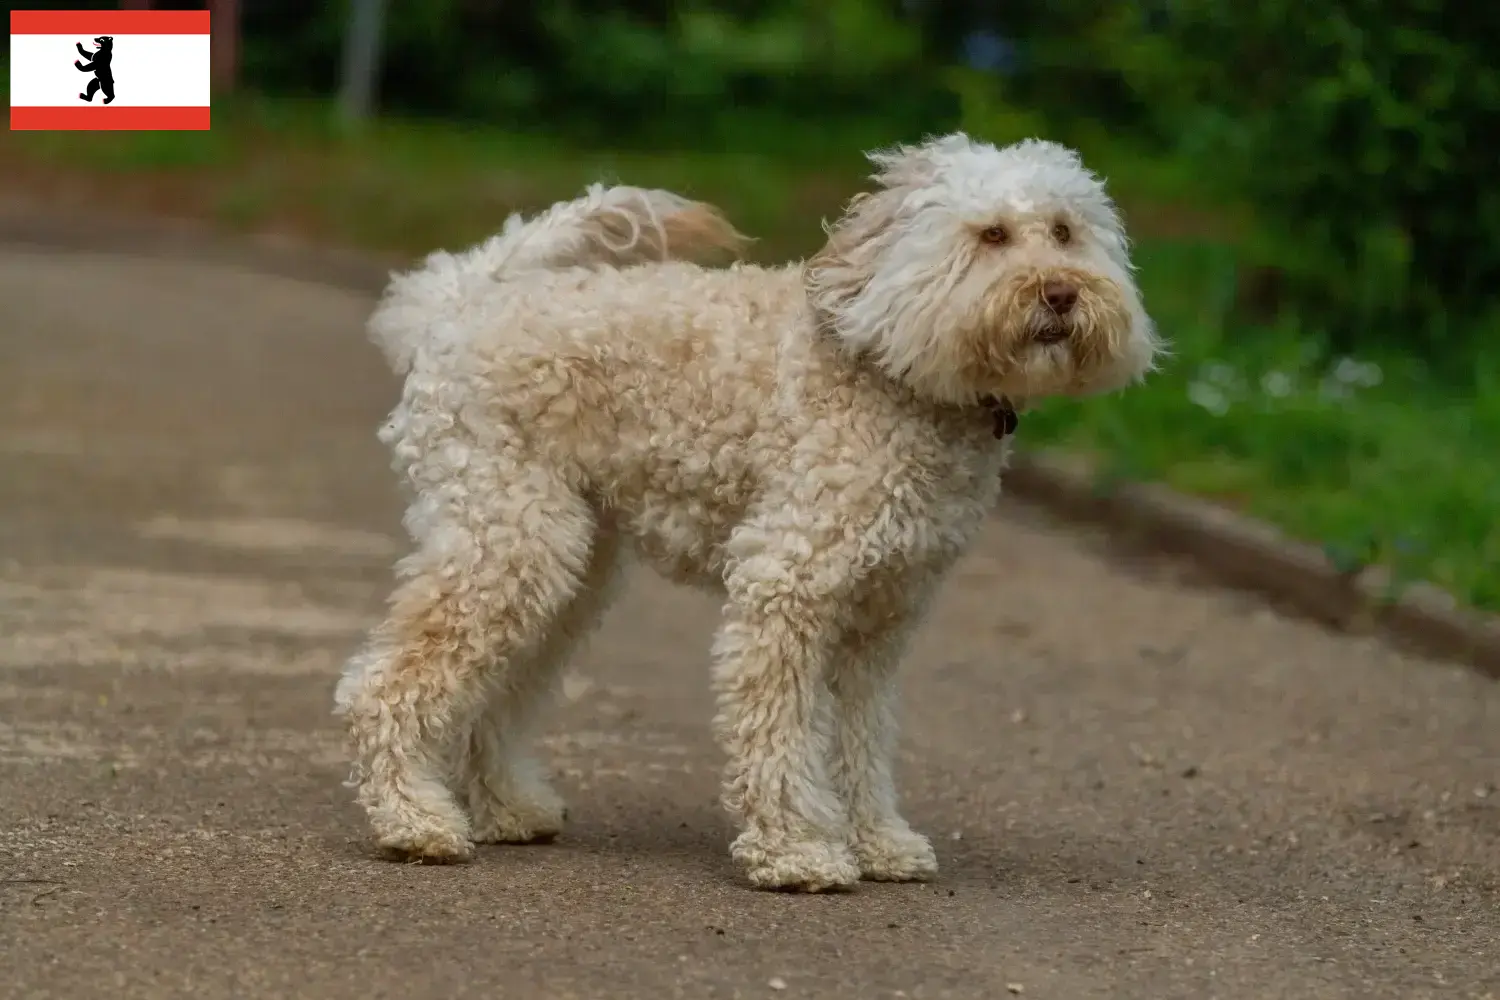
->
[9,9,212,131]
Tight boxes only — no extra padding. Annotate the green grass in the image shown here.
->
[1022,241,1500,611]
[2,96,1495,612]
[0,97,877,261]
[0,96,1227,260]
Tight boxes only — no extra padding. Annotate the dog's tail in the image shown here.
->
[368,184,749,375]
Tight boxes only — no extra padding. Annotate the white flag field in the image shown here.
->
[9,9,211,130]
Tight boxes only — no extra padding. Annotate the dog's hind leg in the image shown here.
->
[335,468,597,863]
[455,521,622,844]
[825,581,938,882]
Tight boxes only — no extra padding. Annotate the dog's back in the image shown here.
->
[367,185,750,377]
[367,187,826,583]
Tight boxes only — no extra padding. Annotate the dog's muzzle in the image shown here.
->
[1033,279,1079,345]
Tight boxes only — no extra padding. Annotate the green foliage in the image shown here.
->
[1020,240,1500,612]
[1187,2,1499,363]
[1026,1,1500,364]
[241,0,951,147]
[528,0,932,143]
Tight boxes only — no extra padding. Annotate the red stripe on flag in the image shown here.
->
[9,10,211,34]
[9,106,211,131]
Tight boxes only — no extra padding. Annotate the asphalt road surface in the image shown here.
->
[2,245,1498,1000]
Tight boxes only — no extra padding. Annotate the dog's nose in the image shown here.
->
[1042,280,1079,316]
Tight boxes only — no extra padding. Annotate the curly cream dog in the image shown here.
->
[334,134,1160,891]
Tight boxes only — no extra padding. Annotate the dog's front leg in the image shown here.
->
[711,532,862,892]
[712,604,858,892]
[826,594,938,882]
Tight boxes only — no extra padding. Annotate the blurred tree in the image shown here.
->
[1143,0,1500,360]
[210,0,239,92]
[337,0,387,123]
[239,0,953,146]
[943,0,1500,361]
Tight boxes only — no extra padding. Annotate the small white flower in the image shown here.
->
[1260,370,1293,398]
[1188,380,1230,415]
[1203,362,1239,387]
[1331,357,1383,388]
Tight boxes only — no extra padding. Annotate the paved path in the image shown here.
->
[1,245,1497,1000]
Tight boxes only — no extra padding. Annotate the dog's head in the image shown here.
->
[805,134,1161,405]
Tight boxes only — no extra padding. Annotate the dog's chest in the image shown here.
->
[897,440,1010,567]
[612,430,1007,591]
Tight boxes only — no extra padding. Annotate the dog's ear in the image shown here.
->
[804,133,975,334]
[803,187,903,342]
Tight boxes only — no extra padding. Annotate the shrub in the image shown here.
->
[241,0,951,148]
[1121,1,1500,363]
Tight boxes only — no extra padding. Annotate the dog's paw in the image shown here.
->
[375,823,475,864]
[469,791,567,845]
[852,825,938,882]
[731,833,860,893]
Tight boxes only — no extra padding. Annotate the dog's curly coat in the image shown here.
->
[334,133,1161,891]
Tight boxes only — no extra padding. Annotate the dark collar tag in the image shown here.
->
[982,396,1019,439]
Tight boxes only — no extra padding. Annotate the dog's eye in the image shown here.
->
[1052,222,1072,244]
[979,225,1010,246]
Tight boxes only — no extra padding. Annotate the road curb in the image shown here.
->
[1005,452,1500,679]
[5,200,1497,680]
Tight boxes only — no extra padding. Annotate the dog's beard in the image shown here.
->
[1025,307,1071,346]
[962,272,1143,400]
[832,264,1153,406]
